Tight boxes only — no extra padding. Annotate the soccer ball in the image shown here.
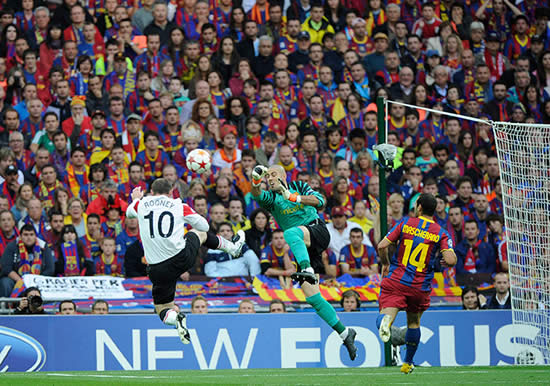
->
[186,149,212,174]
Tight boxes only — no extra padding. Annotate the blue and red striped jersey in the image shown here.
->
[384,216,453,291]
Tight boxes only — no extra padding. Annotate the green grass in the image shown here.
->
[2,366,548,385]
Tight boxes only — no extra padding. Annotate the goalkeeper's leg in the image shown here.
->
[302,281,357,360]
[285,225,357,360]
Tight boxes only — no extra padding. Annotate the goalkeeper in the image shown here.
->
[251,165,358,360]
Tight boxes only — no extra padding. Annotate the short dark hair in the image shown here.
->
[20,223,37,234]
[71,147,86,157]
[48,208,64,221]
[58,300,76,313]
[350,227,364,236]
[144,130,160,142]
[486,213,504,225]
[242,149,255,159]
[87,213,101,223]
[151,178,173,194]
[92,299,109,311]
[269,299,286,312]
[416,193,437,216]
[456,176,473,190]
[464,219,479,228]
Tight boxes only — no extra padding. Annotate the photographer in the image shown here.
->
[86,179,128,222]
[15,286,45,315]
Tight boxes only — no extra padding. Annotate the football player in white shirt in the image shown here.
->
[126,178,246,343]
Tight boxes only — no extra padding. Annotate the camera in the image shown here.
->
[28,295,43,308]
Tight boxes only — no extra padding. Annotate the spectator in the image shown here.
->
[238,299,255,313]
[0,210,18,256]
[86,179,128,222]
[487,273,511,309]
[204,222,261,277]
[340,289,361,312]
[338,227,377,277]
[191,295,209,314]
[0,224,54,297]
[59,300,77,315]
[327,206,373,257]
[461,285,487,310]
[94,236,124,276]
[54,224,94,277]
[487,214,508,273]
[91,299,109,314]
[124,239,147,278]
[245,208,272,258]
[260,229,296,277]
[455,219,496,275]
[269,299,286,313]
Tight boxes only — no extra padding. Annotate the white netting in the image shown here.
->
[492,122,550,365]
[382,99,550,364]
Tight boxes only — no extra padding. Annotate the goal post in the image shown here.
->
[492,122,550,365]
[379,99,550,365]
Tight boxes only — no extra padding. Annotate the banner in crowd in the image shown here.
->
[11,274,462,304]
[1,310,544,372]
[17,275,133,300]
[124,277,252,299]
[253,273,462,302]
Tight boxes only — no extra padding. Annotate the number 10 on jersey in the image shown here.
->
[144,211,175,238]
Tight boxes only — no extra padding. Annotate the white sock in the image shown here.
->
[339,327,349,340]
[217,235,233,252]
[163,309,178,326]
[304,267,315,274]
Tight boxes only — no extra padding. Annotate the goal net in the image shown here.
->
[492,122,550,365]
[382,99,550,364]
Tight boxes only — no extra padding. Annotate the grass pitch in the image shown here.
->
[2,366,548,385]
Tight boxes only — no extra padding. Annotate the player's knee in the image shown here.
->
[189,229,206,244]
[283,227,303,243]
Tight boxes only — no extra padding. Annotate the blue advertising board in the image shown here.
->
[0,310,543,371]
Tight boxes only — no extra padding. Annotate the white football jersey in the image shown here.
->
[126,195,209,264]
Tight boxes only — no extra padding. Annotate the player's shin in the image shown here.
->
[404,328,421,364]
[283,227,311,270]
[159,308,178,326]
[306,292,346,335]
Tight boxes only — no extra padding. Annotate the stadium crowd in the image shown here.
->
[0,0,527,305]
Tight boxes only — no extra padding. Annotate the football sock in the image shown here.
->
[159,308,178,326]
[205,231,232,251]
[283,227,311,270]
[204,231,220,249]
[306,293,345,334]
[376,314,386,329]
[404,328,421,364]
[339,327,349,340]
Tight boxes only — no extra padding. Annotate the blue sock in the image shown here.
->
[404,328,421,364]
[376,314,386,329]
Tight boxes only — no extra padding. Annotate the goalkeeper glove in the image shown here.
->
[252,165,268,186]
[278,178,301,203]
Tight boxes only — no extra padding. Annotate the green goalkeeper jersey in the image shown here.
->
[253,180,324,230]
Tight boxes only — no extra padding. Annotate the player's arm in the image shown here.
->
[251,165,268,197]
[377,220,403,276]
[440,230,457,267]
[441,250,457,267]
[377,238,391,265]
[279,180,324,207]
[126,187,144,219]
[183,204,209,232]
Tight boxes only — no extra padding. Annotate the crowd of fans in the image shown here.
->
[0,0,528,306]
